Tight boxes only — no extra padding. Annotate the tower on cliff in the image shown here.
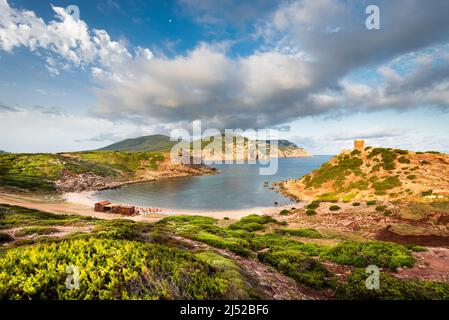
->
[354,140,365,151]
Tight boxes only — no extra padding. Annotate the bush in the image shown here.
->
[335,269,449,300]
[352,202,361,207]
[258,249,335,290]
[306,209,317,216]
[0,238,242,300]
[329,205,341,211]
[398,156,411,164]
[306,201,320,210]
[375,205,387,212]
[407,175,416,180]
[367,200,377,206]
[421,190,433,197]
[322,241,414,270]
[275,228,322,238]
[372,176,402,192]
[279,209,291,216]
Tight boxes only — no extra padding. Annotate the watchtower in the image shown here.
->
[354,140,365,151]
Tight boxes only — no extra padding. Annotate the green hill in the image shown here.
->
[98,134,177,152]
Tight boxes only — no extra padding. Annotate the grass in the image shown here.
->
[372,176,402,192]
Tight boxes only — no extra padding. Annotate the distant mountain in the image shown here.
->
[98,134,177,152]
[0,150,6,154]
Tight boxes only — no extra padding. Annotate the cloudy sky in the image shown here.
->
[0,0,449,154]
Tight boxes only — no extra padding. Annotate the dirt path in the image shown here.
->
[394,247,449,283]
[171,235,324,300]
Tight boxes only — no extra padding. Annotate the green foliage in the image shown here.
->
[322,241,414,270]
[329,205,341,211]
[375,205,387,212]
[279,209,291,216]
[336,269,449,300]
[0,151,165,192]
[352,202,361,207]
[258,249,335,290]
[306,209,317,216]
[92,219,152,241]
[398,156,411,164]
[306,201,321,210]
[347,179,369,191]
[228,215,278,232]
[368,148,397,170]
[305,154,363,189]
[407,175,416,180]
[0,238,241,300]
[421,190,433,197]
[275,228,322,238]
[98,134,177,152]
[367,200,377,206]
[372,176,402,192]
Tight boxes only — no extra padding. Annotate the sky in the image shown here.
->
[0,0,449,154]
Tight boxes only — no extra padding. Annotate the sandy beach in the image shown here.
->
[0,190,302,221]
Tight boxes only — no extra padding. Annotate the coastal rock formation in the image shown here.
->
[281,144,449,201]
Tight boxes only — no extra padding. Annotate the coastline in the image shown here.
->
[63,190,301,219]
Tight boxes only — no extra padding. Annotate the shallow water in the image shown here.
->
[93,156,332,210]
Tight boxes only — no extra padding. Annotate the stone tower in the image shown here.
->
[354,140,365,151]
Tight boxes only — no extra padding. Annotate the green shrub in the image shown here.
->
[421,190,433,197]
[398,156,411,164]
[352,202,361,207]
[375,205,387,212]
[322,241,414,270]
[306,201,320,210]
[367,201,377,206]
[335,269,449,300]
[407,175,416,180]
[372,176,402,192]
[258,249,335,290]
[306,209,317,216]
[279,209,291,216]
[329,205,341,211]
[0,238,242,300]
[275,228,322,238]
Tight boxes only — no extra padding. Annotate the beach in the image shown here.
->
[0,190,301,221]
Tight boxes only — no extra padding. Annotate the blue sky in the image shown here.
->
[1,0,449,154]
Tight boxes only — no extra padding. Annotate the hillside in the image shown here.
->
[186,135,311,161]
[281,147,449,201]
[100,134,311,159]
[0,151,215,193]
[98,134,177,152]
[2,204,449,300]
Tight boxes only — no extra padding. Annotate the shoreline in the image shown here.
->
[63,190,301,219]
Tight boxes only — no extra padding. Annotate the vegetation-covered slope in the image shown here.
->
[2,204,447,300]
[282,147,449,201]
[98,134,177,152]
[0,151,213,193]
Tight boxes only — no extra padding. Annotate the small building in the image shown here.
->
[111,205,136,216]
[94,201,111,213]
[94,201,136,216]
[354,140,365,152]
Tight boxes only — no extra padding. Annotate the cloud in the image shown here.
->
[332,127,406,141]
[1,0,449,133]
[0,102,19,112]
[0,0,140,74]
